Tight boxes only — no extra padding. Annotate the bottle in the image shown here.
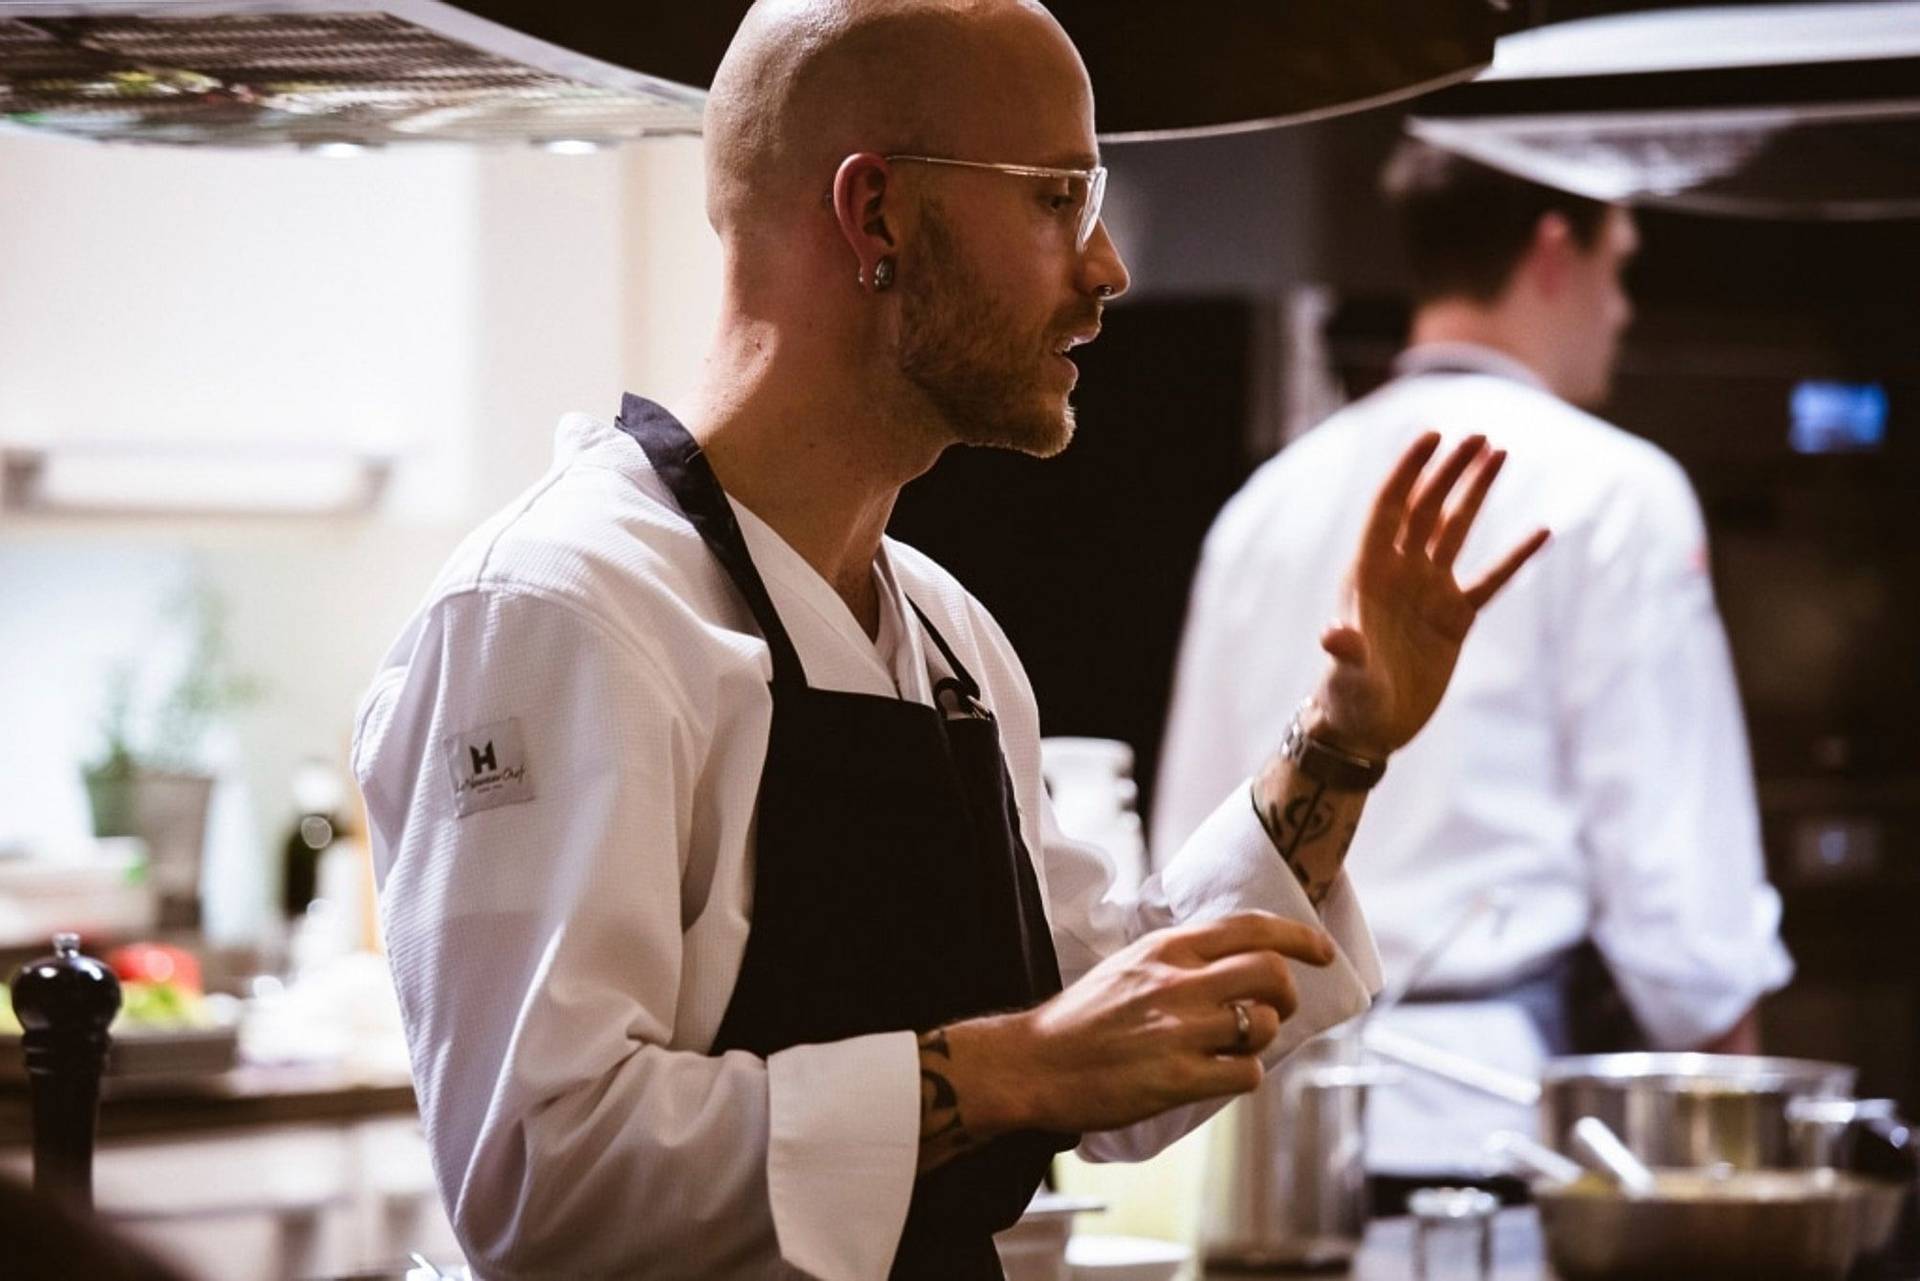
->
[1037,737,1149,896]
[281,759,343,921]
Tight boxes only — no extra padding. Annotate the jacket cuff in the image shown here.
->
[1158,783,1383,1032]
[765,1030,921,1281]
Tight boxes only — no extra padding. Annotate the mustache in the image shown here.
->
[1052,306,1104,339]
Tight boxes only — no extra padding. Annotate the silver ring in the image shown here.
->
[1228,1000,1253,1055]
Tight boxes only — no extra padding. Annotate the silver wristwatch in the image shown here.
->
[1280,703,1388,792]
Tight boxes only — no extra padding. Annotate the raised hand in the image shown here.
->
[1313,433,1549,758]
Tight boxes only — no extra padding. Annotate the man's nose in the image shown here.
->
[1082,219,1131,301]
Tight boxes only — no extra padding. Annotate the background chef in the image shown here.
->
[1154,136,1793,1197]
[352,7,1546,1278]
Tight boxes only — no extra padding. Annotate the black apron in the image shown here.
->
[613,395,1073,1279]
[1390,356,1647,1056]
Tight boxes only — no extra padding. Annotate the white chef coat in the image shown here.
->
[352,411,1382,1281]
[1152,342,1792,1173]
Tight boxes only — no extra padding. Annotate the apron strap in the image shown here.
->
[907,597,995,719]
[614,394,808,689]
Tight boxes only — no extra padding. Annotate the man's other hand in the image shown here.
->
[931,912,1337,1151]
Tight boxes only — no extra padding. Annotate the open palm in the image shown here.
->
[1314,433,1550,758]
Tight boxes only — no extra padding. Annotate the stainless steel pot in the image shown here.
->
[1539,1053,1856,1170]
[1199,1030,1399,1271]
[1533,1167,1905,1281]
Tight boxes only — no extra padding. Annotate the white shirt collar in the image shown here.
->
[724,496,937,704]
[1393,342,1551,393]
[871,544,935,704]
[563,412,939,703]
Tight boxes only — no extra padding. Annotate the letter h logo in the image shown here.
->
[469,741,497,777]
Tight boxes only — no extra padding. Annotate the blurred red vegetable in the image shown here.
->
[105,942,202,994]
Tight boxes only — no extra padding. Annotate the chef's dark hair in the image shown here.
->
[1382,137,1611,304]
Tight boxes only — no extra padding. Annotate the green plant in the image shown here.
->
[86,578,264,778]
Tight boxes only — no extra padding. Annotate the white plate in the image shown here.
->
[1065,1233,1189,1281]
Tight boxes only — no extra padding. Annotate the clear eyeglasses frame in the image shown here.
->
[883,154,1109,250]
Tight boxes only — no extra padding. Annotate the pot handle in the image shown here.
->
[1789,1097,1919,1180]
[1853,1109,1919,1183]
[1485,1129,1583,1186]
[1360,1024,1541,1107]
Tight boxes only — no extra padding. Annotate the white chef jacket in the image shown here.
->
[352,411,1382,1281]
[1152,343,1791,1173]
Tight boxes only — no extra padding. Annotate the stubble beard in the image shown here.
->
[896,206,1078,459]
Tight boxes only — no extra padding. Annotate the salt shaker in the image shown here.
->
[1408,1186,1499,1281]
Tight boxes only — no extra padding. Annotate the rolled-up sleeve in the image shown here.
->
[1041,784,1380,1163]
[1558,464,1793,1049]
[354,589,917,1280]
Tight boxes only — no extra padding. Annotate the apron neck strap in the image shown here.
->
[614,394,808,688]
[908,597,986,710]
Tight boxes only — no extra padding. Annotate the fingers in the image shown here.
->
[1192,949,1300,1021]
[1399,435,1487,555]
[1463,527,1552,609]
[1170,911,1336,967]
[1357,433,1440,564]
[1319,623,1367,667]
[1430,448,1506,569]
[1200,999,1284,1056]
[1186,1052,1266,1100]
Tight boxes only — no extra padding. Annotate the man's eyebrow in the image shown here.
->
[1044,151,1102,169]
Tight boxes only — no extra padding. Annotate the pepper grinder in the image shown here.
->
[9,931,121,1209]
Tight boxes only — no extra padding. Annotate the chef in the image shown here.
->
[351,7,1546,1278]
[1154,138,1793,1195]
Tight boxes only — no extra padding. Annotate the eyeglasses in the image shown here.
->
[885,154,1109,250]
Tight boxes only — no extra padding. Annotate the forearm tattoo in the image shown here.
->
[917,1028,982,1171]
[1253,773,1363,907]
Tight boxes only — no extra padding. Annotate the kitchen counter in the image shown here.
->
[1208,1208,1920,1280]
[1203,1209,1548,1280]
[0,1060,416,1146]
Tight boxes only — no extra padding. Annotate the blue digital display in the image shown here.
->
[1790,381,1888,454]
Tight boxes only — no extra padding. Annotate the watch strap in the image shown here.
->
[1281,706,1388,791]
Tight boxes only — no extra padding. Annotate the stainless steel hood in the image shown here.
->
[0,1,709,147]
[0,0,1515,149]
[1409,3,1920,220]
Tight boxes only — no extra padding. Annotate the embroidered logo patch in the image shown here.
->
[443,717,535,817]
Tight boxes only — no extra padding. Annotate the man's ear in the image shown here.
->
[833,152,899,288]
[1525,210,1577,299]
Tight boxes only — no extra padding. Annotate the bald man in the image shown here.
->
[353,3,1545,1277]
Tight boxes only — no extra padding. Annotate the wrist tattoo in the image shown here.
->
[1253,778,1347,906]
[917,1028,981,1170]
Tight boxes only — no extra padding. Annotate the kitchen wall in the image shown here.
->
[0,130,722,941]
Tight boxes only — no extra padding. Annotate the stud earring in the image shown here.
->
[872,257,896,292]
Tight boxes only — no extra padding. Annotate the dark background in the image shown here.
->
[889,104,1920,1107]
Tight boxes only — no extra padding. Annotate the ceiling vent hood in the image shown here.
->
[0,0,1516,149]
[1409,2,1920,220]
[0,1,710,147]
